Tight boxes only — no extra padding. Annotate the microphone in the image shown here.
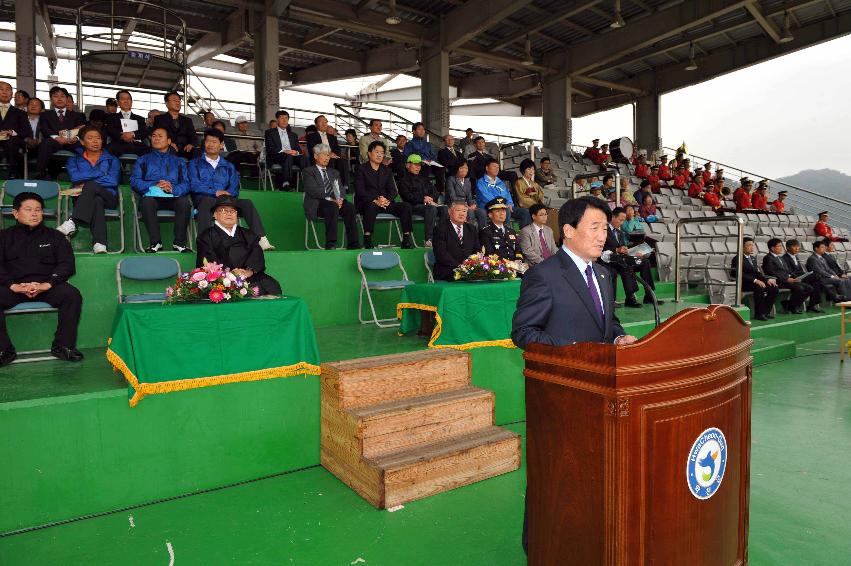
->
[635,273,661,328]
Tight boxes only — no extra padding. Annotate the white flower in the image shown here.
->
[239,288,248,296]
[222,278,231,288]
[198,280,209,289]
[223,293,231,301]
[227,272,237,281]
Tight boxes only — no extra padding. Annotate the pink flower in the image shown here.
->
[204,261,223,273]
[239,288,248,296]
[206,271,221,282]
[252,286,260,297]
[166,287,174,297]
[191,271,207,282]
[209,289,224,303]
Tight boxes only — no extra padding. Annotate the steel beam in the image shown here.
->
[15,0,37,96]
[186,10,249,67]
[491,1,602,51]
[439,0,534,51]
[744,1,783,43]
[292,45,419,84]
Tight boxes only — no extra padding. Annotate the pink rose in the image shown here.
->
[209,289,224,303]
[206,272,220,282]
[191,271,207,282]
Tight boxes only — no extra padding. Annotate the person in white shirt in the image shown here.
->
[302,143,359,250]
[105,89,149,156]
[263,110,301,190]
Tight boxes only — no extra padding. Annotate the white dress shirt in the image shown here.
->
[561,244,604,316]
[205,155,220,169]
[277,127,291,151]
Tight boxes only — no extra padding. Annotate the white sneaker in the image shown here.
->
[259,236,275,251]
[92,243,107,254]
[425,239,433,248]
[57,219,76,236]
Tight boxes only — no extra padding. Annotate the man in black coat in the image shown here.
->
[466,136,493,183]
[762,238,819,313]
[105,89,149,156]
[479,197,522,261]
[152,91,196,159]
[602,207,658,308]
[302,143,359,250]
[398,154,441,245]
[264,110,302,190]
[730,237,779,320]
[437,134,465,177]
[0,81,30,177]
[195,195,281,296]
[825,240,848,276]
[432,201,480,281]
[305,114,348,185]
[0,192,84,366]
[34,86,87,179]
[784,238,825,311]
[355,140,414,249]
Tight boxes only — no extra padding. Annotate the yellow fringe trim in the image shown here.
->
[396,302,516,351]
[106,345,320,408]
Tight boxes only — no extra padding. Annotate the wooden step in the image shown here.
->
[321,350,470,409]
[327,386,495,459]
[322,426,521,509]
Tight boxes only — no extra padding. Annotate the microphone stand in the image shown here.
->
[635,273,661,328]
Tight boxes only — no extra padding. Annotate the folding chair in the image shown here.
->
[1,179,60,228]
[3,301,59,363]
[356,213,403,247]
[131,194,193,253]
[357,251,414,327]
[116,256,181,303]
[424,249,436,283]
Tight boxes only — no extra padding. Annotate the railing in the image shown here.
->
[674,216,746,307]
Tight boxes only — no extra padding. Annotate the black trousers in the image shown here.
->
[192,196,266,237]
[108,141,150,156]
[36,138,82,174]
[743,280,780,317]
[137,194,191,247]
[248,272,281,296]
[0,282,82,351]
[779,280,819,309]
[0,138,25,176]
[608,254,655,299]
[409,203,440,241]
[267,152,297,188]
[71,181,119,246]
[315,199,357,245]
[226,151,259,168]
[357,201,413,234]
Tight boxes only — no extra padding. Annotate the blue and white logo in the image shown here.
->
[686,427,728,500]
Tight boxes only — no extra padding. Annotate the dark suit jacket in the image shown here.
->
[305,131,341,165]
[512,249,625,348]
[195,225,265,274]
[0,106,30,141]
[302,165,345,218]
[153,112,197,149]
[762,253,794,281]
[355,162,397,209]
[604,225,628,252]
[432,219,480,281]
[783,252,805,277]
[105,112,148,144]
[37,108,87,138]
[467,151,492,181]
[731,255,769,290]
[825,253,845,276]
[264,127,300,157]
[806,253,836,281]
[390,147,406,177]
[437,146,465,175]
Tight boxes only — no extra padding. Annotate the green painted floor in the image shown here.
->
[1,336,850,565]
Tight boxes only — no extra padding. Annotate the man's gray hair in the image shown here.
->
[449,200,469,208]
[312,143,332,155]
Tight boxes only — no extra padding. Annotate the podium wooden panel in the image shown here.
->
[523,305,752,565]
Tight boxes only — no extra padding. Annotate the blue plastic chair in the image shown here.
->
[357,251,414,327]
[3,301,59,363]
[116,256,181,303]
[424,249,436,283]
[1,179,60,228]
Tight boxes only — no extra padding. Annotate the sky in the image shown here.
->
[3,26,850,180]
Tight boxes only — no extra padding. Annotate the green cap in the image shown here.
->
[406,154,423,164]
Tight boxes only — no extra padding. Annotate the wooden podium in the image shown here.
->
[523,305,752,565]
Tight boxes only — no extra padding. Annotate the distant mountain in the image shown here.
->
[777,169,851,202]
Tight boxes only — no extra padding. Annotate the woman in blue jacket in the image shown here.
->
[57,126,121,253]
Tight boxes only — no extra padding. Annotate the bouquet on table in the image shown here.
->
[165,261,260,304]
[453,253,518,282]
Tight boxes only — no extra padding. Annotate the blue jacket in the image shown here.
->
[187,156,239,198]
[66,151,121,194]
[130,150,189,197]
[403,136,435,161]
[476,176,514,209]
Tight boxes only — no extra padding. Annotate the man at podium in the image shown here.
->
[511,196,637,553]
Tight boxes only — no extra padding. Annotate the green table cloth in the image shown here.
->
[107,298,320,406]
[397,281,521,350]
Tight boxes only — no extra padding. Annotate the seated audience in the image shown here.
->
[460,128,476,156]
[87,109,107,132]
[57,126,121,253]
[480,197,523,261]
[195,195,281,296]
[306,115,348,185]
[432,201,481,281]
[583,138,600,161]
[518,204,557,267]
[621,205,644,234]
[771,190,788,214]
[476,157,531,228]
[187,129,274,251]
[657,156,671,181]
[730,237,779,321]
[824,240,847,276]
[303,143,359,250]
[264,110,301,190]
[734,180,753,211]
[34,86,86,179]
[355,140,414,249]
[390,134,407,177]
[638,193,659,222]
[105,89,149,156]
[343,129,359,174]
[751,181,769,211]
[814,211,847,242]
[466,136,492,181]
[589,182,606,201]
[445,161,478,226]
[130,127,192,253]
[24,97,44,154]
[105,98,118,114]
[634,155,649,179]
[437,134,465,177]
[209,121,234,152]
[399,154,441,247]
[0,81,29,178]
[14,89,29,111]
[146,109,161,128]
[702,162,713,185]
[358,119,388,164]
[807,239,849,302]
[514,159,544,209]
[618,177,639,207]
[603,207,659,308]
[152,92,196,159]
[762,238,820,314]
[785,239,826,310]
[403,122,442,192]
[593,143,610,166]
[0,192,83,365]
[672,165,687,190]
[534,157,557,186]
[226,116,262,169]
[646,165,662,191]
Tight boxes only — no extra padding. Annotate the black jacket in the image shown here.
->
[0,223,75,286]
[437,146,465,176]
[480,222,522,261]
[390,147,406,177]
[0,106,30,142]
[38,108,87,138]
[355,162,397,209]
[105,111,148,144]
[466,150,492,181]
[762,253,794,281]
[432,219,480,281]
[153,112,197,149]
[730,254,770,290]
[305,131,341,165]
[195,225,266,274]
[604,226,629,252]
[398,171,436,205]
[264,127,300,156]
[782,252,805,277]
[825,253,845,276]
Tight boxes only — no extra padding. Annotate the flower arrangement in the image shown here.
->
[165,261,259,304]
[453,253,517,282]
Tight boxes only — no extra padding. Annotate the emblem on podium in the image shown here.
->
[686,427,728,500]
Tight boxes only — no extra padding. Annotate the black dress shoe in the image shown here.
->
[346,241,362,250]
[401,234,415,249]
[644,298,665,305]
[324,241,337,250]
[766,313,775,319]
[363,235,374,249]
[625,298,642,308]
[753,314,770,321]
[51,346,84,362]
[807,305,825,313]
[0,349,17,367]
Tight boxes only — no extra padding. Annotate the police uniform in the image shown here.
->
[479,197,523,261]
